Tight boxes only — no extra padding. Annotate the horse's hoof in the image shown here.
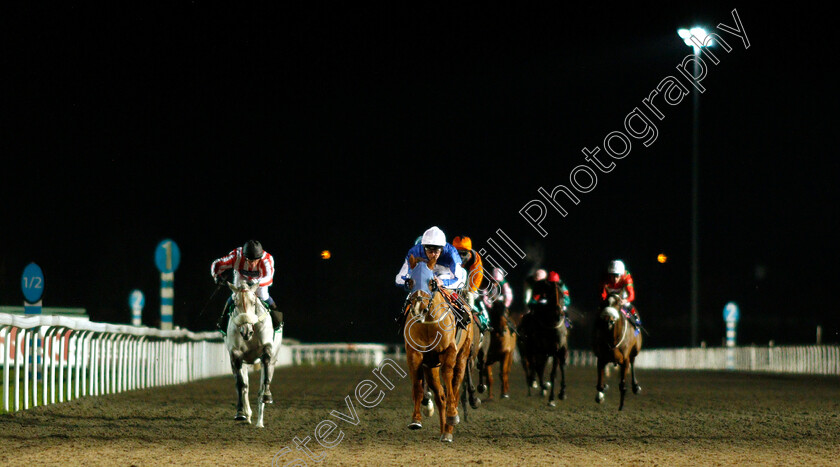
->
[424,390,433,400]
[256,422,264,428]
[501,393,510,399]
[470,397,481,409]
[633,384,642,395]
[530,381,538,389]
[440,433,453,443]
[542,381,552,390]
[477,384,487,394]
[596,392,605,403]
[446,415,460,426]
[559,391,567,400]
[407,421,422,430]
[234,413,247,421]
[262,394,274,404]
[548,400,556,407]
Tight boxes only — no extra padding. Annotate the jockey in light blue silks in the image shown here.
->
[395,226,468,329]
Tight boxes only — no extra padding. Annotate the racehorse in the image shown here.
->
[593,293,642,410]
[403,257,473,442]
[225,281,281,427]
[509,309,537,395]
[476,299,517,400]
[519,280,569,406]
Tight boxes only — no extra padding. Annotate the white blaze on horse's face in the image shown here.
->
[411,291,429,317]
[229,282,260,340]
[602,307,620,327]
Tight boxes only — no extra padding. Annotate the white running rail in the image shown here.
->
[566,345,840,375]
[281,343,388,367]
[0,313,228,412]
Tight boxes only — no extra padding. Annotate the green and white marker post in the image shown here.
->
[155,239,181,330]
[129,289,145,326]
[723,302,740,370]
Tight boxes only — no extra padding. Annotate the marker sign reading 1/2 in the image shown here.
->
[21,262,45,303]
[155,239,181,273]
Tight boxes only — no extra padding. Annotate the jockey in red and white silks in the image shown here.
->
[211,244,275,301]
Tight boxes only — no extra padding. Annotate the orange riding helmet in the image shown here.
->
[452,236,472,251]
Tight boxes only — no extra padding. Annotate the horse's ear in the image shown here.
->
[227,282,237,293]
[249,282,260,294]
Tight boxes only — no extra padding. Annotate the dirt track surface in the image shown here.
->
[1,363,839,466]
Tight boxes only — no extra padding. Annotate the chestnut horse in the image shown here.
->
[519,281,569,406]
[403,258,473,442]
[593,293,642,410]
[476,299,517,400]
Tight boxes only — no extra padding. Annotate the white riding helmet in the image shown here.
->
[608,260,626,275]
[421,226,446,247]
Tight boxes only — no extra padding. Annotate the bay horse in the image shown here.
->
[593,293,642,410]
[403,258,473,443]
[519,280,569,406]
[476,299,517,400]
[225,281,281,427]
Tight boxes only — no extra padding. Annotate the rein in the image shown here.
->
[607,313,629,350]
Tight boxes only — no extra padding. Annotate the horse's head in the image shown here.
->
[406,261,435,295]
[405,262,448,323]
[598,294,623,330]
[531,281,563,322]
[229,282,260,341]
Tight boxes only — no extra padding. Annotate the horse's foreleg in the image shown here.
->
[595,359,607,404]
[558,347,567,400]
[260,346,275,404]
[464,356,480,409]
[440,353,458,442]
[407,353,424,430]
[501,351,513,398]
[630,358,642,395]
[256,347,275,428]
[486,363,494,400]
[547,351,559,407]
[618,361,630,411]
[233,360,251,423]
[425,367,446,440]
[476,349,487,394]
[535,354,549,397]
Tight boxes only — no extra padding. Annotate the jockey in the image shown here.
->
[523,269,547,309]
[547,271,571,309]
[452,235,491,333]
[484,268,513,310]
[395,226,468,327]
[547,271,572,328]
[600,259,641,328]
[211,240,283,333]
[528,271,564,312]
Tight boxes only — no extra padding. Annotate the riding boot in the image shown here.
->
[268,301,283,332]
[216,297,233,334]
[475,309,491,334]
[473,301,492,333]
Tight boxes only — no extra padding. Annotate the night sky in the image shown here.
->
[2,4,837,349]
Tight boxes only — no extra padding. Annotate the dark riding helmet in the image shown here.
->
[243,240,264,260]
